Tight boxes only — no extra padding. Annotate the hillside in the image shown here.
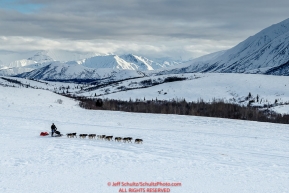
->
[1,73,289,114]
[1,86,289,193]
[15,62,146,82]
[158,18,289,76]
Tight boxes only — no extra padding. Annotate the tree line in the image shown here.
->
[66,96,289,124]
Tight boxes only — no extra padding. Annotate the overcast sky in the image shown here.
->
[0,0,289,61]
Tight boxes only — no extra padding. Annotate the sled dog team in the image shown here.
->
[66,133,143,144]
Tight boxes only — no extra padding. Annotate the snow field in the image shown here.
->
[95,73,289,114]
[0,86,289,193]
[2,73,289,114]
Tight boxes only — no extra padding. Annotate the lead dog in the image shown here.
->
[135,139,143,144]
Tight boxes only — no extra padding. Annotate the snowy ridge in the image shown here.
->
[0,51,181,77]
[6,59,37,68]
[15,62,146,82]
[158,18,289,75]
[27,51,54,63]
[80,55,136,70]
[11,53,180,81]
[79,54,179,71]
[119,54,179,70]
[0,67,34,76]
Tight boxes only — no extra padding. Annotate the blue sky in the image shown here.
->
[0,0,42,13]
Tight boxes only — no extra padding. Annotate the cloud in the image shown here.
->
[0,0,289,60]
[0,36,237,62]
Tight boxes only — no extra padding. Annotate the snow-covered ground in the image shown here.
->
[0,86,289,193]
[2,73,289,114]
[81,73,289,114]
[2,72,289,114]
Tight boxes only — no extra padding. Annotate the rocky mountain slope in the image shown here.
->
[158,18,289,76]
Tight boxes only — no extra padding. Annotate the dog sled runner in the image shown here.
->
[53,130,63,137]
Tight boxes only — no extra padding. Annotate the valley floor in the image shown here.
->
[0,87,289,193]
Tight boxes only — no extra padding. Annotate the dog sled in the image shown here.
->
[53,130,63,137]
[40,130,63,137]
[40,132,49,136]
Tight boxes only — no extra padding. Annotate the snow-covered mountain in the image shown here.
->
[0,67,34,76]
[79,55,137,70]
[6,18,289,79]
[0,50,99,66]
[3,51,54,69]
[6,59,38,68]
[152,57,184,67]
[78,54,180,71]
[0,50,100,76]
[3,51,181,79]
[27,51,54,64]
[1,51,181,77]
[15,62,145,82]
[119,54,180,70]
[0,51,57,76]
[158,18,289,76]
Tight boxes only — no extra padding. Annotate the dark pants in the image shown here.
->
[51,129,55,137]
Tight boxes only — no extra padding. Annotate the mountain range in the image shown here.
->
[0,50,181,77]
[1,18,289,80]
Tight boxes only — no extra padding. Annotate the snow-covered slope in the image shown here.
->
[3,72,289,114]
[15,62,145,82]
[6,59,38,68]
[1,51,182,77]
[0,51,55,76]
[152,57,184,68]
[4,51,54,69]
[27,51,54,64]
[0,67,34,76]
[79,54,179,71]
[0,86,289,193]
[119,54,179,70]
[0,50,99,66]
[0,50,98,76]
[80,55,136,70]
[13,53,178,81]
[160,18,289,75]
[75,73,289,113]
